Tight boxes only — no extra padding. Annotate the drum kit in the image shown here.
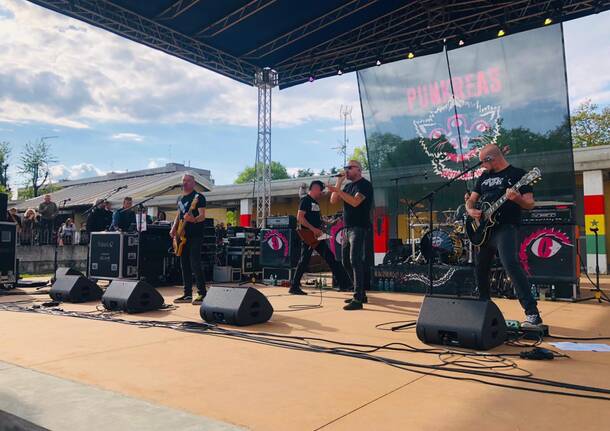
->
[388,205,473,266]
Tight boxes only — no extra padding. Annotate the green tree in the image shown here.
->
[296,168,314,177]
[18,138,57,198]
[234,161,290,184]
[226,210,237,226]
[348,145,369,170]
[18,183,62,200]
[0,141,10,191]
[571,99,610,148]
[319,169,327,176]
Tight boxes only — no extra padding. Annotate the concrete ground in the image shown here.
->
[1,278,610,430]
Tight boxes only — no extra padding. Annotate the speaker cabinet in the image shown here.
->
[416,296,507,350]
[0,193,7,222]
[259,228,300,268]
[102,280,164,313]
[50,275,103,303]
[200,286,273,326]
[55,267,84,278]
[516,224,578,282]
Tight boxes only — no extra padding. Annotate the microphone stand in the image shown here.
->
[412,161,483,296]
[52,198,71,283]
[574,227,610,303]
[390,172,423,242]
[82,186,127,217]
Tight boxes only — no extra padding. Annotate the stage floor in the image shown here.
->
[1,282,610,430]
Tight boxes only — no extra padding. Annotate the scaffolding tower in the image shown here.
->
[254,68,278,228]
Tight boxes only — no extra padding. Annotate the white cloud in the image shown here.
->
[111,132,144,142]
[0,0,363,129]
[147,157,169,169]
[50,163,105,181]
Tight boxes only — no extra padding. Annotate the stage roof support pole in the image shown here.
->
[254,68,278,228]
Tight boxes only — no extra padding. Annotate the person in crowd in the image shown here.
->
[291,180,353,295]
[103,200,113,228]
[110,197,136,231]
[8,208,21,232]
[170,173,207,305]
[59,218,75,245]
[21,208,37,246]
[87,199,111,233]
[38,194,58,245]
[157,211,167,222]
[328,160,374,310]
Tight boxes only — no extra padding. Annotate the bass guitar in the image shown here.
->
[172,194,199,256]
[465,167,541,247]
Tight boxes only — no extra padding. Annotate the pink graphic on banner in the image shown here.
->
[263,229,289,257]
[518,228,573,276]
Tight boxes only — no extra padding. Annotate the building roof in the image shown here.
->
[13,164,212,211]
[27,1,609,89]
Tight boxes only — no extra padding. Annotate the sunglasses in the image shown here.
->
[344,165,359,170]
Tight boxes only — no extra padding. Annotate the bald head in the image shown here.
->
[479,144,508,172]
[345,159,363,181]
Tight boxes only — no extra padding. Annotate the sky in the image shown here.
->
[0,1,609,191]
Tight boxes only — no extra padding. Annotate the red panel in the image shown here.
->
[373,215,389,253]
[584,195,605,215]
[239,214,251,227]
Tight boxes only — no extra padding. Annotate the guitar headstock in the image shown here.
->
[520,167,541,187]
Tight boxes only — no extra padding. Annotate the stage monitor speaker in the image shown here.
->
[50,275,103,303]
[55,267,84,278]
[102,279,164,313]
[259,228,300,268]
[200,286,273,326]
[0,193,7,222]
[416,296,507,350]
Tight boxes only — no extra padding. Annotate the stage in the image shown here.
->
[1,282,610,430]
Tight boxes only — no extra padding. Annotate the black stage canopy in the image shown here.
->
[27,0,610,88]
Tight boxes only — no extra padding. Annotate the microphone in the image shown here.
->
[115,185,128,191]
[330,173,345,178]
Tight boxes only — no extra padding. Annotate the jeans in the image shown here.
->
[40,218,55,245]
[341,226,373,302]
[291,239,352,290]
[180,236,206,296]
[476,224,539,316]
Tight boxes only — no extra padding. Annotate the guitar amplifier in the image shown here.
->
[260,228,300,268]
[266,216,297,229]
[520,203,576,225]
[0,222,17,286]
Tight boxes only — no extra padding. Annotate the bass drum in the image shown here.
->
[420,228,463,264]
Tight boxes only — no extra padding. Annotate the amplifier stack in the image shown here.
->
[259,216,300,282]
[0,221,17,288]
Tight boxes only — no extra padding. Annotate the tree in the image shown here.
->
[319,169,327,176]
[234,161,290,184]
[349,145,369,170]
[18,183,62,200]
[329,166,339,175]
[226,210,237,226]
[18,138,57,198]
[0,141,10,191]
[296,168,314,177]
[571,99,610,148]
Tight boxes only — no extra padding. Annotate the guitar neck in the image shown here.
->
[484,179,527,218]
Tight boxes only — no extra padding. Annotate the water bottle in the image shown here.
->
[389,278,395,292]
[551,284,556,301]
[531,283,538,300]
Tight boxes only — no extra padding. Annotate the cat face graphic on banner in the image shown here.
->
[414,99,502,180]
[518,228,573,276]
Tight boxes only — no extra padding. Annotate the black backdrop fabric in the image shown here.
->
[358,24,575,239]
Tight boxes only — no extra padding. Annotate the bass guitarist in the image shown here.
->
[170,173,207,305]
[466,144,542,328]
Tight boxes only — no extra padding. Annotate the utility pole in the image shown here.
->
[333,105,352,167]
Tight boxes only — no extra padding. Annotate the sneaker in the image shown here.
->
[521,314,543,328]
[343,300,363,311]
[192,293,205,305]
[289,288,308,295]
[173,295,192,304]
[344,296,368,304]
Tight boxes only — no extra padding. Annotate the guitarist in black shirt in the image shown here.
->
[291,180,353,295]
[466,144,542,328]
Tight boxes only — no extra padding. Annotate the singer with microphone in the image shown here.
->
[466,144,542,328]
[86,198,112,233]
[328,160,374,310]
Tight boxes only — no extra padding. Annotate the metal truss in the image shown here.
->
[275,0,610,87]
[155,0,202,21]
[254,68,278,228]
[26,0,257,85]
[195,0,277,38]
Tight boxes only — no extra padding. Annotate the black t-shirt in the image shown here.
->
[343,178,374,228]
[298,194,322,229]
[473,165,533,225]
[178,191,207,238]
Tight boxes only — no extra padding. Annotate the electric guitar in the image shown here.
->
[172,194,199,256]
[465,167,541,247]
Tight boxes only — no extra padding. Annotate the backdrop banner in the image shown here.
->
[358,24,575,241]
